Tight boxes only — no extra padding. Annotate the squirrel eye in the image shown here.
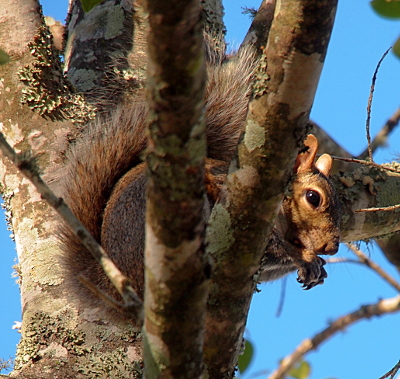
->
[305,190,321,208]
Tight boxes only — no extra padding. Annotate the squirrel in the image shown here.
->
[53,42,341,315]
[259,134,341,289]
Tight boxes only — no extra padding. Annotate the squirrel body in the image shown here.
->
[55,46,340,313]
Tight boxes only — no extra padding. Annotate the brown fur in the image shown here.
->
[259,136,341,289]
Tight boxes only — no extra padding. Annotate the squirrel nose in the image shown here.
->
[317,241,339,256]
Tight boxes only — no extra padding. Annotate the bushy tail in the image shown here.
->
[54,42,256,314]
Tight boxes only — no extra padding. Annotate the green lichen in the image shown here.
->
[78,347,142,378]
[188,122,207,163]
[68,68,98,92]
[206,204,235,256]
[104,6,125,40]
[120,325,142,343]
[0,185,15,240]
[200,0,226,42]
[14,312,88,370]
[19,26,96,125]
[376,174,400,207]
[252,51,269,98]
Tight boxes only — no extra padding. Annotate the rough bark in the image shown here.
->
[143,1,208,378]
[241,0,276,53]
[204,0,338,376]
[335,164,400,242]
[0,1,80,376]
[64,0,137,110]
[0,2,143,378]
[200,0,225,38]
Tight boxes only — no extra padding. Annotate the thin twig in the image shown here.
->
[358,107,400,159]
[275,277,287,318]
[0,132,143,323]
[355,204,400,213]
[346,243,400,292]
[267,295,400,379]
[378,360,400,379]
[326,257,363,265]
[331,156,400,174]
[365,47,391,161]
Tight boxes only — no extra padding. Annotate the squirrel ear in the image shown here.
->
[315,153,332,176]
[295,134,318,174]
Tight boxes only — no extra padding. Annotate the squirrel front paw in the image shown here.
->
[296,256,327,290]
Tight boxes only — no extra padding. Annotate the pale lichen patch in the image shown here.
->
[0,121,24,150]
[235,165,260,188]
[244,120,265,152]
[30,238,63,286]
[68,68,98,92]
[105,6,126,40]
[206,204,234,255]
[39,342,68,358]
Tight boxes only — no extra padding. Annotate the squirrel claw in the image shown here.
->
[296,257,327,290]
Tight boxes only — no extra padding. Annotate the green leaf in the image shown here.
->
[371,0,400,18]
[288,360,311,379]
[393,36,400,58]
[237,340,254,374]
[80,0,105,13]
[0,48,10,65]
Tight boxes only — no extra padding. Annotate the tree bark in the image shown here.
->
[204,0,338,376]
[143,1,209,378]
[0,2,143,378]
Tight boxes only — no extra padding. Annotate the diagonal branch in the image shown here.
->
[204,0,338,376]
[241,0,276,54]
[267,295,400,379]
[0,132,144,321]
[346,243,400,292]
[357,107,400,159]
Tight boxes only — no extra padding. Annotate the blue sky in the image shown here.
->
[1,1,400,378]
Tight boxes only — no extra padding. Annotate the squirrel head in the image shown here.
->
[279,134,341,257]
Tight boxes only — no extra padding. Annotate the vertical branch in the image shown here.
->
[204,0,338,376]
[241,0,276,53]
[365,47,391,161]
[143,1,208,378]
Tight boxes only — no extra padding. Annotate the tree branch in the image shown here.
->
[357,107,400,159]
[378,360,400,379]
[334,163,400,242]
[0,0,42,56]
[0,132,144,322]
[267,295,400,379]
[204,0,338,376]
[346,243,400,292]
[241,0,276,54]
[143,1,208,378]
